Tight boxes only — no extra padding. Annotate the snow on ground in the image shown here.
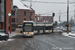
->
[0,32,21,43]
[0,39,14,43]
[62,32,68,36]
[62,31,75,38]
[8,39,14,41]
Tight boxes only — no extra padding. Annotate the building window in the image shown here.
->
[24,18,26,21]
[12,18,17,22]
[12,11,15,16]
[0,22,2,29]
[12,18,15,22]
[24,11,26,16]
[15,18,17,22]
[0,0,1,3]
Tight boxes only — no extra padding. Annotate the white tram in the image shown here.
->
[22,21,34,37]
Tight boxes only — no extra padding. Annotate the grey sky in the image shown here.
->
[13,0,75,22]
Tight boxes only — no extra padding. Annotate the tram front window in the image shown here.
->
[23,24,33,32]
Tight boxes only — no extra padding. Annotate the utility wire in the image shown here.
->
[40,11,54,15]
[21,0,75,4]
[20,0,34,11]
[57,11,74,14]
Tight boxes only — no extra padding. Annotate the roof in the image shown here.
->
[13,0,31,10]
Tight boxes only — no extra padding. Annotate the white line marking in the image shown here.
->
[36,46,39,50]
[52,44,56,46]
[59,48,62,50]
[56,47,59,49]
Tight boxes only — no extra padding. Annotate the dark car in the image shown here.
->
[0,30,9,40]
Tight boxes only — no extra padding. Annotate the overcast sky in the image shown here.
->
[13,0,75,22]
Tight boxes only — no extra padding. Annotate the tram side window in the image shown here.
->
[0,0,1,3]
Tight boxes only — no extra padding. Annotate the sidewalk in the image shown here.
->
[62,31,75,38]
[9,31,22,38]
[9,31,17,38]
[68,31,75,37]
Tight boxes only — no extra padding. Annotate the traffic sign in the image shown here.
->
[8,13,11,16]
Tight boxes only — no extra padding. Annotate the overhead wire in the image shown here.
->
[40,11,54,15]
[21,0,75,4]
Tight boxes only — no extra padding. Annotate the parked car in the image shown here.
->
[70,27,74,31]
[62,27,71,32]
[53,28,63,33]
[0,30,9,40]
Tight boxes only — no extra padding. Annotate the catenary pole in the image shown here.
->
[67,0,69,34]
[4,0,6,33]
[74,6,75,31]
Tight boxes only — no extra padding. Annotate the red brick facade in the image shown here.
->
[11,9,35,30]
[35,16,53,22]
[6,0,11,31]
[11,9,35,24]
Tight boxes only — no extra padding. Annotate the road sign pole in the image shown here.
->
[8,13,11,34]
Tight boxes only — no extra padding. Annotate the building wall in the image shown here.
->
[11,9,35,25]
[11,9,35,30]
[0,0,12,31]
[11,0,13,10]
[35,16,53,22]
[43,16,53,22]
[0,0,4,22]
[0,1,1,22]
[6,0,11,31]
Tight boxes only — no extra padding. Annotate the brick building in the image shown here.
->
[0,0,13,31]
[11,6,35,30]
[43,16,53,22]
[35,15,53,22]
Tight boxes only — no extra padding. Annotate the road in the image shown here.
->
[0,33,75,50]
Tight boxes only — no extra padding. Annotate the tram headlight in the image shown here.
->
[34,31,36,33]
[31,33,33,34]
[23,32,26,34]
